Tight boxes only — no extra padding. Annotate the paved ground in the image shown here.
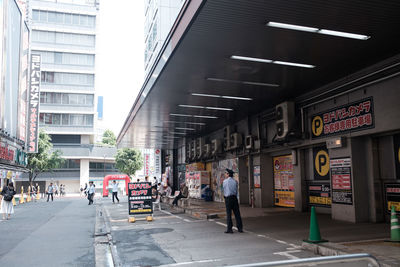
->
[0,197,96,267]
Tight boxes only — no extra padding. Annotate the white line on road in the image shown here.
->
[159,259,221,266]
[273,250,301,260]
[276,240,287,244]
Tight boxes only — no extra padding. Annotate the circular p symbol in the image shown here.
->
[312,116,323,137]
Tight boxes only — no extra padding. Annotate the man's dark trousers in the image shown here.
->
[172,192,185,206]
[47,193,53,202]
[225,195,243,232]
[112,192,119,203]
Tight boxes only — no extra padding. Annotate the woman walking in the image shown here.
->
[0,182,16,220]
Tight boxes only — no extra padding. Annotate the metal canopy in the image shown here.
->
[117,0,400,149]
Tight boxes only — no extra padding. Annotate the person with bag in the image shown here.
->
[0,182,16,220]
[87,181,95,205]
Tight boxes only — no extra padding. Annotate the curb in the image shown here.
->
[302,242,348,257]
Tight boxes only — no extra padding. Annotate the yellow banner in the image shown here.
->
[130,209,152,213]
[388,201,400,212]
[274,191,295,207]
[309,196,332,206]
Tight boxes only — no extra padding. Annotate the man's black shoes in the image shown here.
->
[224,230,233,234]
[238,229,243,233]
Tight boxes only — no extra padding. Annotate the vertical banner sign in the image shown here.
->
[254,165,261,188]
[155,149,161,178]
[311,97,374,139]
[144,153,150,176]
[385,184,400,212]
[27,54,41,153]
[394,134,400,179]
[128,182,153,215]
[308,182,331,207]
[313,146,330,180]
[330,158,353,205]
[273,155,295,207]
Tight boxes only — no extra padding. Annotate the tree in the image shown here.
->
[115,148,143,179]
[27,130,65,185]
[102,129,116,146]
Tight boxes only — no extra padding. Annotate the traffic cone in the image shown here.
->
[19,186,25,204]
[12,197,17,206]
[36,186,41,200]
[388,206,400,243]
[304,206,328,243]
[27,186,31,202]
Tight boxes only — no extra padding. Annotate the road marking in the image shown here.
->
[273,250,301,260]
[159,259,221,266]
[276,240,287,244]
[160,210,194,222]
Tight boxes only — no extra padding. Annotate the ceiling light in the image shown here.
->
[170,113,217,119]
[193,115,218,119]
[170,113,192,117]
[192,93,252,101]
[207,77,279,87]
[231,55,314,68]
[267,21,370,40]
[169,131,187,135]
[179,104,233,111]
[175,127,195,131]
[164,120,206,126]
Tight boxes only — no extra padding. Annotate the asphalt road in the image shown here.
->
[0,197,96,267]
[101,197,318,267]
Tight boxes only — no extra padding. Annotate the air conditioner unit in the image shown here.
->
[275,101,295,140]
[211,139,222,155]
[245,135,253,149]
[223,126,231,151]
[195,138,204,159]
[230,133,242,149]
[203,143,211,158]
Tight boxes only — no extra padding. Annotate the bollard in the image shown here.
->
[388,206,400,242]
[19,186,25,204]
[12,196,17,206]
[303,206,328,243]
[27,186,31,202]
[128,217,136,223]
[36,186,41,200]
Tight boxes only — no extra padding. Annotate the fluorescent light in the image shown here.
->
[179,104,233,111]
[231,55,315,69]
[267,22,318,32]
[207,77,279,87]
[192,93,252,101]
[169,132,187,135]
[193,115,218,119]
[221,95,252,101]
[191,93,220,98]
[318,29,370,40]
[267,21,370,40]
[170,113,192,117]
[164,120,206,126]
[175,127,195,131]
[231,55,272,63]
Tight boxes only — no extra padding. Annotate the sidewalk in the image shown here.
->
[164,197,400,267]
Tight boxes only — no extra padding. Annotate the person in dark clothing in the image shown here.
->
[223,169,243,233]
[1,182,16,220]
[172,183,188,206]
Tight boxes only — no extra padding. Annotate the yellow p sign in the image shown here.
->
[315,150,330,177]
[312,116,323,137]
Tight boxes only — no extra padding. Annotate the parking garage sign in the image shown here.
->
[311,97,374,139]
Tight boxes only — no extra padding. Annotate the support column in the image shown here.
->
[80,159,90,188]
[260,153,274,207]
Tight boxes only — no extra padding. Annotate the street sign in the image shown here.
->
[128,182,153,215]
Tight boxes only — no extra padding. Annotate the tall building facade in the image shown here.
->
[144,0,185,77]
[28,0,118,192]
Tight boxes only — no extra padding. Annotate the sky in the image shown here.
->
[96,0,145,137]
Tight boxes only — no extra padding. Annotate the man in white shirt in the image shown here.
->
[112,180,119,203]
[87,181,95,205]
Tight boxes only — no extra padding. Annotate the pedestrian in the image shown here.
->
[83,183,88,197]
[54,183,59,197]
[87,181,95,205]
[31,184,37,201]
[145,176,149,183]
[152,176,157,188]
[0,182,16,220]
[60,184,65,197]
[136,178,140,182]
[223,169,243,233]
[46,183,54,202]
[111,180,119,204]
[173,183,188,206]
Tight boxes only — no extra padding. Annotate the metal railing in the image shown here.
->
[226,253,380,267]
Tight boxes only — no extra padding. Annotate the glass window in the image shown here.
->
[64,13,72,24]
[71,114,84,125]
[54,93,62,104]
[56,12,64,23]
[72,14,80,25]
[32,10,39,21]
[40,92,46,103]
[86,95,93,105]
[62,114,69,125]
[86,115,93,126]
[41,72,55,83]
[88,16,95,27]
[39,10,47,22]
[54,52,62,64]
[77,94,85,105]
[69,159,80,168]
[53,114,61,125]
[62,94,68,104]
[39,113,44,124]
[80,15,88,26]
[48,11,56,23]
[69,94,78,104]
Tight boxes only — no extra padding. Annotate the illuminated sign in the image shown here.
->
[27,54,41,153]
[311,97,374,139]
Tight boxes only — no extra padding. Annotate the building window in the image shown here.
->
[40,113,94,126]
[32,10,96,28]
[41,72,94,86]
[32,30,95,47]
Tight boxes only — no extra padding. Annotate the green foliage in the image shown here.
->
[115,148,143,179]
[27,130,65,183]
[102,129,116,146]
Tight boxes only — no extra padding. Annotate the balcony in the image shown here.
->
[53,144,117,159]
[41,63,95,74]
[42,125,94,135]
[40,104,94,113]
[40,83,94,93]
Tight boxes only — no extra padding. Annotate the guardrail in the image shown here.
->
[226,253,380,267]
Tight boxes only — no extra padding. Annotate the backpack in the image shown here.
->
[3,188,13,201]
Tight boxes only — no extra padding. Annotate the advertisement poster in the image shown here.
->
[308,183,331,207]
[27,54,41,153]
[128,182,153,215]
[385,184,400,212]
[330,158,353,205]
[211,158,238,202]
[254,166,261,188]
[273,155,295,207]
[311,97,374,139]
